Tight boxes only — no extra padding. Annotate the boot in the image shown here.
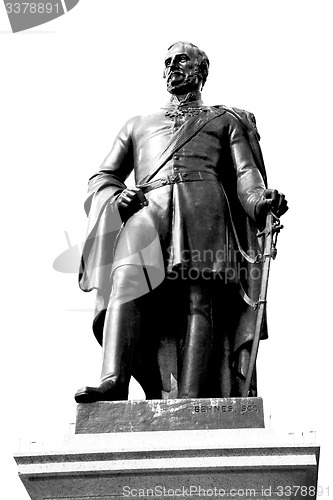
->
[75,375,119,403]
[231,345,257,397]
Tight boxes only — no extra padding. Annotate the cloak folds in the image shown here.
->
[79,105,268,397]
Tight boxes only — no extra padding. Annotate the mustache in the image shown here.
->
[166,69,185,79]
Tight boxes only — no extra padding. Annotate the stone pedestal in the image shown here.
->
[15,399,320,500]
[76,397,265,433]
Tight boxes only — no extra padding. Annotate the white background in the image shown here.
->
[0,0,332,497]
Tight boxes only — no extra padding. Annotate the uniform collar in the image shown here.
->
[166,91,204,107]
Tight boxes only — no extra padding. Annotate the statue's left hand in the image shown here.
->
[255,189,288,223]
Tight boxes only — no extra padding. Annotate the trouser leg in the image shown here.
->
[100,265,146,394]
[75,264,146,403]
[178,281,213,398]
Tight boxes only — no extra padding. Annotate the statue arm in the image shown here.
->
[78,118,139,292]
[228,116,266,221]
[84,117,138,217]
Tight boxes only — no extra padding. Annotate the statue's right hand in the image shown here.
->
[115,187,148,222]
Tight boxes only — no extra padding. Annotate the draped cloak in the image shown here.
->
[79,97,268,397]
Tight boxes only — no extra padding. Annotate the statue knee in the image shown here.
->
[111,265,151,305]
[188,282,212,317]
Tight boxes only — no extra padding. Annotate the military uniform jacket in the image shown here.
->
[79,94,268,357]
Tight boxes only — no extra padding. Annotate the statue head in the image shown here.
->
[163,41,210,96]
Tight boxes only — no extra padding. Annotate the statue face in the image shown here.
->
[164,43,202,95]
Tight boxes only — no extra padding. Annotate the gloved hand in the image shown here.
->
[116,187,148,222]
[255,189,288,224]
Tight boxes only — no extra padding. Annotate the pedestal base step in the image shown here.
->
[14,428,320,500]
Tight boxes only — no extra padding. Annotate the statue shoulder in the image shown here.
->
[214,104,261,140]
[124,115,143,129]
[116,115,144,139]
[125,110,163,126]
[128,109,167,133]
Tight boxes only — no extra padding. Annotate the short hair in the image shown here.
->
[166,41,210,87]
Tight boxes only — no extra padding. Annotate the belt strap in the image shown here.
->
[137,171,217,194]
[238,282,264,310]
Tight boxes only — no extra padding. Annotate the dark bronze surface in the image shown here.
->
[75,42,288,403]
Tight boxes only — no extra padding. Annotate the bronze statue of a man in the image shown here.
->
[75,41,288,403]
